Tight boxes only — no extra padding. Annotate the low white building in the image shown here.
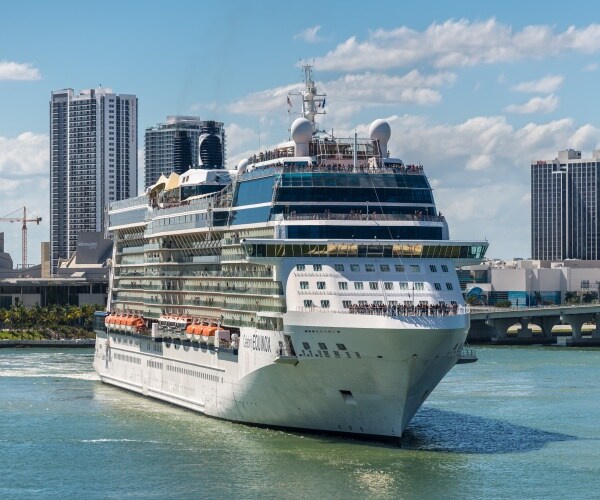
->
[460,259,600,306]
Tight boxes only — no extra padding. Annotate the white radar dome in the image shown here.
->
[291,118,313,144]
[369,119,391,143]
[291,117,312,157]
[237,158,248,173]
[369,119,391,159]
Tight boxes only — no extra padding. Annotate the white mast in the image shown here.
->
[289,64,326,133]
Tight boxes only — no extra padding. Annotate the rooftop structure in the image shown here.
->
[144,116,225,190]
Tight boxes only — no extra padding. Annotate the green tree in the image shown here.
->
[564,291,580,304]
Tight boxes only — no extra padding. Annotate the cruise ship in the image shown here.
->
[93,66,488,440]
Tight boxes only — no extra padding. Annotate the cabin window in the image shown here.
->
[410,265,420,272]
[441,264,449,272]
[342,300,352,308]
[320,300,330,308]
[296,264,305,271]
[380,264,390,272]
[334,264,344,272]
[365,264,375,272]
[399,282,409,290]
[317,281,326,290]
[414,282,425,290]
[395,264,405,272]
[354,282,364,290]
[338,282,348,290]
[384,282,394,290]
[446,283,454,290]
[313,264,322,271]
[369,282,379,290]
[434,283,442,291]
[300,281,309,289]
[430,265,437,272]
[350,264,360,272]
[303,300,313,307]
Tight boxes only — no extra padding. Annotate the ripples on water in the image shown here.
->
[1,347,599,499]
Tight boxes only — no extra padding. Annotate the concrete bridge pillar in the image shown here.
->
[592,313,600,339]
[517,317,533,338]
[485,318,519,339]
[561,313,594,340]
[531,316,562,337]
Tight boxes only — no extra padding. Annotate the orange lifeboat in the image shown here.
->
[124,316,144,333]
[201,326,218,344]
[104,314,114,328]
[133,317,144,333]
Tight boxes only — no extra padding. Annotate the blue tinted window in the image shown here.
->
[235,176,276,207]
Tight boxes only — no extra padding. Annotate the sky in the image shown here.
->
[3,0,600,264]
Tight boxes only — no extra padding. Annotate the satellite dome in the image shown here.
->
[291,118,313,144]
[369,119,391,143]
[237,158,248,173]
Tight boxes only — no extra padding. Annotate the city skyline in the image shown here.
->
[4,1,600,263]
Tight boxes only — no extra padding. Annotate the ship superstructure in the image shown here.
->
[93,66,487,439]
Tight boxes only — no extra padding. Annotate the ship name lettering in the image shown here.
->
[252,334,271,353]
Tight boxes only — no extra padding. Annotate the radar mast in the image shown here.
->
[289,64,326,133]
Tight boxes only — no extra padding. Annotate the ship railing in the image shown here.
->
[110,195,148,211]
[293,305,469,318]
[242,160,426,177]
[284,163,425,175]
[272,212,445,223]
[457,347,478,364]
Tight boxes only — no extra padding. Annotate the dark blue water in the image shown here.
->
[1,347,599,499]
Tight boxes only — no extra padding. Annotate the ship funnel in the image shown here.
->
[291,117,312,156]
[369,119,391,159]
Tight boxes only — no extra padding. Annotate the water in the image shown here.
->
[1,347,599,499]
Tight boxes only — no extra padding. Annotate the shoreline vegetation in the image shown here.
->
[0,304,103,341]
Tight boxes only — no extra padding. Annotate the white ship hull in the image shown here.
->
[94,311,468,439]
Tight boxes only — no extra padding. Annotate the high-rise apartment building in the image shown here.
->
[144,116,226,190]
[50,87,137,274]
[531,149,600,260]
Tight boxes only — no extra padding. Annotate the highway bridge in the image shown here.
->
[469,304,600,341]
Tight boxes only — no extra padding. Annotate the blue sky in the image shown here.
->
[3,0,600,263]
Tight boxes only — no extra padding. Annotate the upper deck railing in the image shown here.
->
[293,303,469,318]
[272,212,445,223]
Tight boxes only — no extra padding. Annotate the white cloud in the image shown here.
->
[226,123,258,164]
[294,25,322,43]
[226,69,455,125]
[0,132,48,175]
[312,19,600,71]
[511,75,564,93]
[327,70,455,106]
[0,61,41,81]
[226,83,299,115]
[583,62,599,71]
[505,94,558,114]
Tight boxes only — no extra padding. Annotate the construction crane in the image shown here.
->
[0,207,42,270]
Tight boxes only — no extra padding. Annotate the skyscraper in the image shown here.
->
[50,87,137,274]
[531,149,600,260]
[144,116,226,190]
